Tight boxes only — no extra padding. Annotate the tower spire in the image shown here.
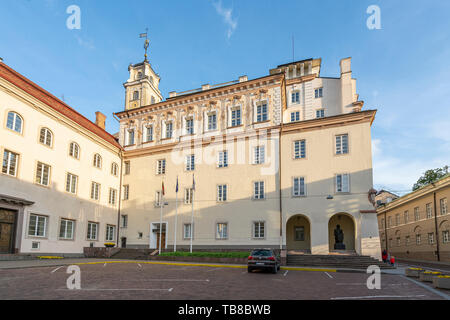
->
[139,28,149,62]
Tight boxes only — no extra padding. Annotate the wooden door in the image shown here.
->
[0,209,16,254]
[156,232,166,250]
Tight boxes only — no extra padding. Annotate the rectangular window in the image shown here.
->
[65,173,78,194]
[336,134,349,155]
[218,151,228,168]
[416,234,421,245]
[253,181,265,200]
[388,216,392,228]
[295,227,305,241]
[293,177,306,197]
[231,108,241,127]
[186,117,194,135]
[443,231,449,244]
[216,223,228,239]
[123,185,129,200]
[183,223,192,239]
[217,185,227,202]
[28,214,47,237]
[121,215,128,228]
[109,188,117,206]
[290,111,300,122]
[404,211,409,224]
[406,236,410,246]
[253,222,265,239]
[165,121,173,138]
[127,129,135,145]
[426,203,433,219]
[90,182,100,201]
[315,88,323,98]
[440,198,448,215]
[395,214,400,226]
[186,155,195,171]
[208,113,217,131]
[145,125,153,142]
[35,162,50,186]
[256,103,268,122]
[87,222,99,241]
[294,140,306,159]
[106,225,116,242]
[2,150,18,177]
[291,91,300,104]
[396,237,401,246]
[157,159,166,175]
[428,233,435,245]
[336,174,350,193]
[381,218,385,229]
[184,188,193,205]
[254,146,265,164]
[316,109,325,118]
[124,161,130,175]
[59,219,75,240]
[414,207,420,221]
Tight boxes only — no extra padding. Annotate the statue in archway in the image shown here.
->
[334,225,346,250]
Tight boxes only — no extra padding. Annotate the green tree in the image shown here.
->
[413,166,449,191]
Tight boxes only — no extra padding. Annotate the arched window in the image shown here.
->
[111,162,119,176]
[6,111,23,133]
[93,153,102,168]
[39,128,53,147]
[133,91,139,101]
[69,142,80,159]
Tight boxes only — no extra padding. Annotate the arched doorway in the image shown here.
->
[328,213,355,252]
[286,215,311,253]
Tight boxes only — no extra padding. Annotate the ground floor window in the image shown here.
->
[28,214,47,237]
[253,221,265,239]
[183,223,192,239]
[87,222,99,241]
[416,234,421,245]
[443,230,449,243]
[216,223,228,239]
[295,226,305,241]
[59,219,75,240]
[121,215,128,228]
[428,233,435,245]
[106,225,116,242]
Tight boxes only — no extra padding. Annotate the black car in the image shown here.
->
[247,249,281,273]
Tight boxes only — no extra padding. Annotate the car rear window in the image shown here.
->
[251,250,272,256]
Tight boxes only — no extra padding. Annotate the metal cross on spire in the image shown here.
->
[139,28,150,62]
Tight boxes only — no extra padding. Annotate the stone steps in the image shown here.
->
[110,248,154,260]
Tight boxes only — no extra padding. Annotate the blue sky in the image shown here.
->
[1,0,449,194]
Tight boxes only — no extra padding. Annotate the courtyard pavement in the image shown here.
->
[0,259,449,300]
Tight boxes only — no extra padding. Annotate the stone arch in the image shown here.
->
[286,214,311,252]
[328,213,356,252]
[414,226,422,233]
[439,220,449,229]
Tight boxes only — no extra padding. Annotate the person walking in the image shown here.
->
[382,250,387,263]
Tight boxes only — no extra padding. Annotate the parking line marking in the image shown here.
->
[103,263,107,267]
[283,270,289,277]
[118,279,209,282]
[331,295,426,300]
[51,266,63,273]
[137,264,142,269]
[324,272,333,279]
[57,288,173,292]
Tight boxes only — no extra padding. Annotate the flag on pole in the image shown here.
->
[162,181,165,196]
[139,33,148,38]
[192,174,195,191]
[176,176,179,193]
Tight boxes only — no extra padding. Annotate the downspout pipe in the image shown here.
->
[432,184,441,261]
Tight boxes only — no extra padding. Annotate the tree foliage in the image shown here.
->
[413,166,449,191]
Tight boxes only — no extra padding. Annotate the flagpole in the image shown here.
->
[190,175,195,253]
[174,177,178,252]
[159,181,164,255]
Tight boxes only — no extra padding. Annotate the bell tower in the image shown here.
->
[124,31,163,110]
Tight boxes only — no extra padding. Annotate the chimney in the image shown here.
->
[95,111,106,130]
[339,57,353,113]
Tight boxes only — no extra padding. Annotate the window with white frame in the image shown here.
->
[254,146,265,164]
[218,151,228,168]
[216,223,228,239]
[183,223,192,239]
[35,162,50,186]
[207,112,217,131]
[165,121,173,139]
[256,102,268,122]
[111,162,119,176]
[123,185,129,200]
[28,214,47,237]
[335,134,349,155]
[414,207,420,221]
[416,234,421,245]
[290,111,300,122]
[65,173,78,194]
[253,181,265,200]
[157,159,166,175]
[39,128,53,147]
[93,153,102,168]
[253,221,265,239]
[109,188,117,206]
[231,107,241,127]
[426,203,433,219]
[144,125,153,142]
[106,225,116,242]
[316,109,325,118]
[294,140,306,159]
[428,233,435,244]
[443,230,449,244]
[69,142,80,159]
[59,219,75,240]
[185,117,194,135]
[336,174,350,193]
[217,185,227,202]
[291,91,300,104]
[186,154,195,171]
[293,177,306,197]
[6,111,23,133]
[126,129,135,145]
[87,222,99,240]
[314,88,323,98]
[184,188,193,205]
[440,198,448,215]
[2,150,19,177]
[90,182,100,201]
[121,215,128,228]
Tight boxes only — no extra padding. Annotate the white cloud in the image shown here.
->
[212,0,238,40]
[74,35,95,50]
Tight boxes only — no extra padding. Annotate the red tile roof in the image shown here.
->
[0,62,121,149]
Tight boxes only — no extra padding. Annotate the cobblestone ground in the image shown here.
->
[0,262,447,300]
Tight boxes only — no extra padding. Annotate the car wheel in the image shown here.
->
[272,265,277,274]
[247,267,253,273]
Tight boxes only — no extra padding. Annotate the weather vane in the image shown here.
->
[139,28,150,62]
